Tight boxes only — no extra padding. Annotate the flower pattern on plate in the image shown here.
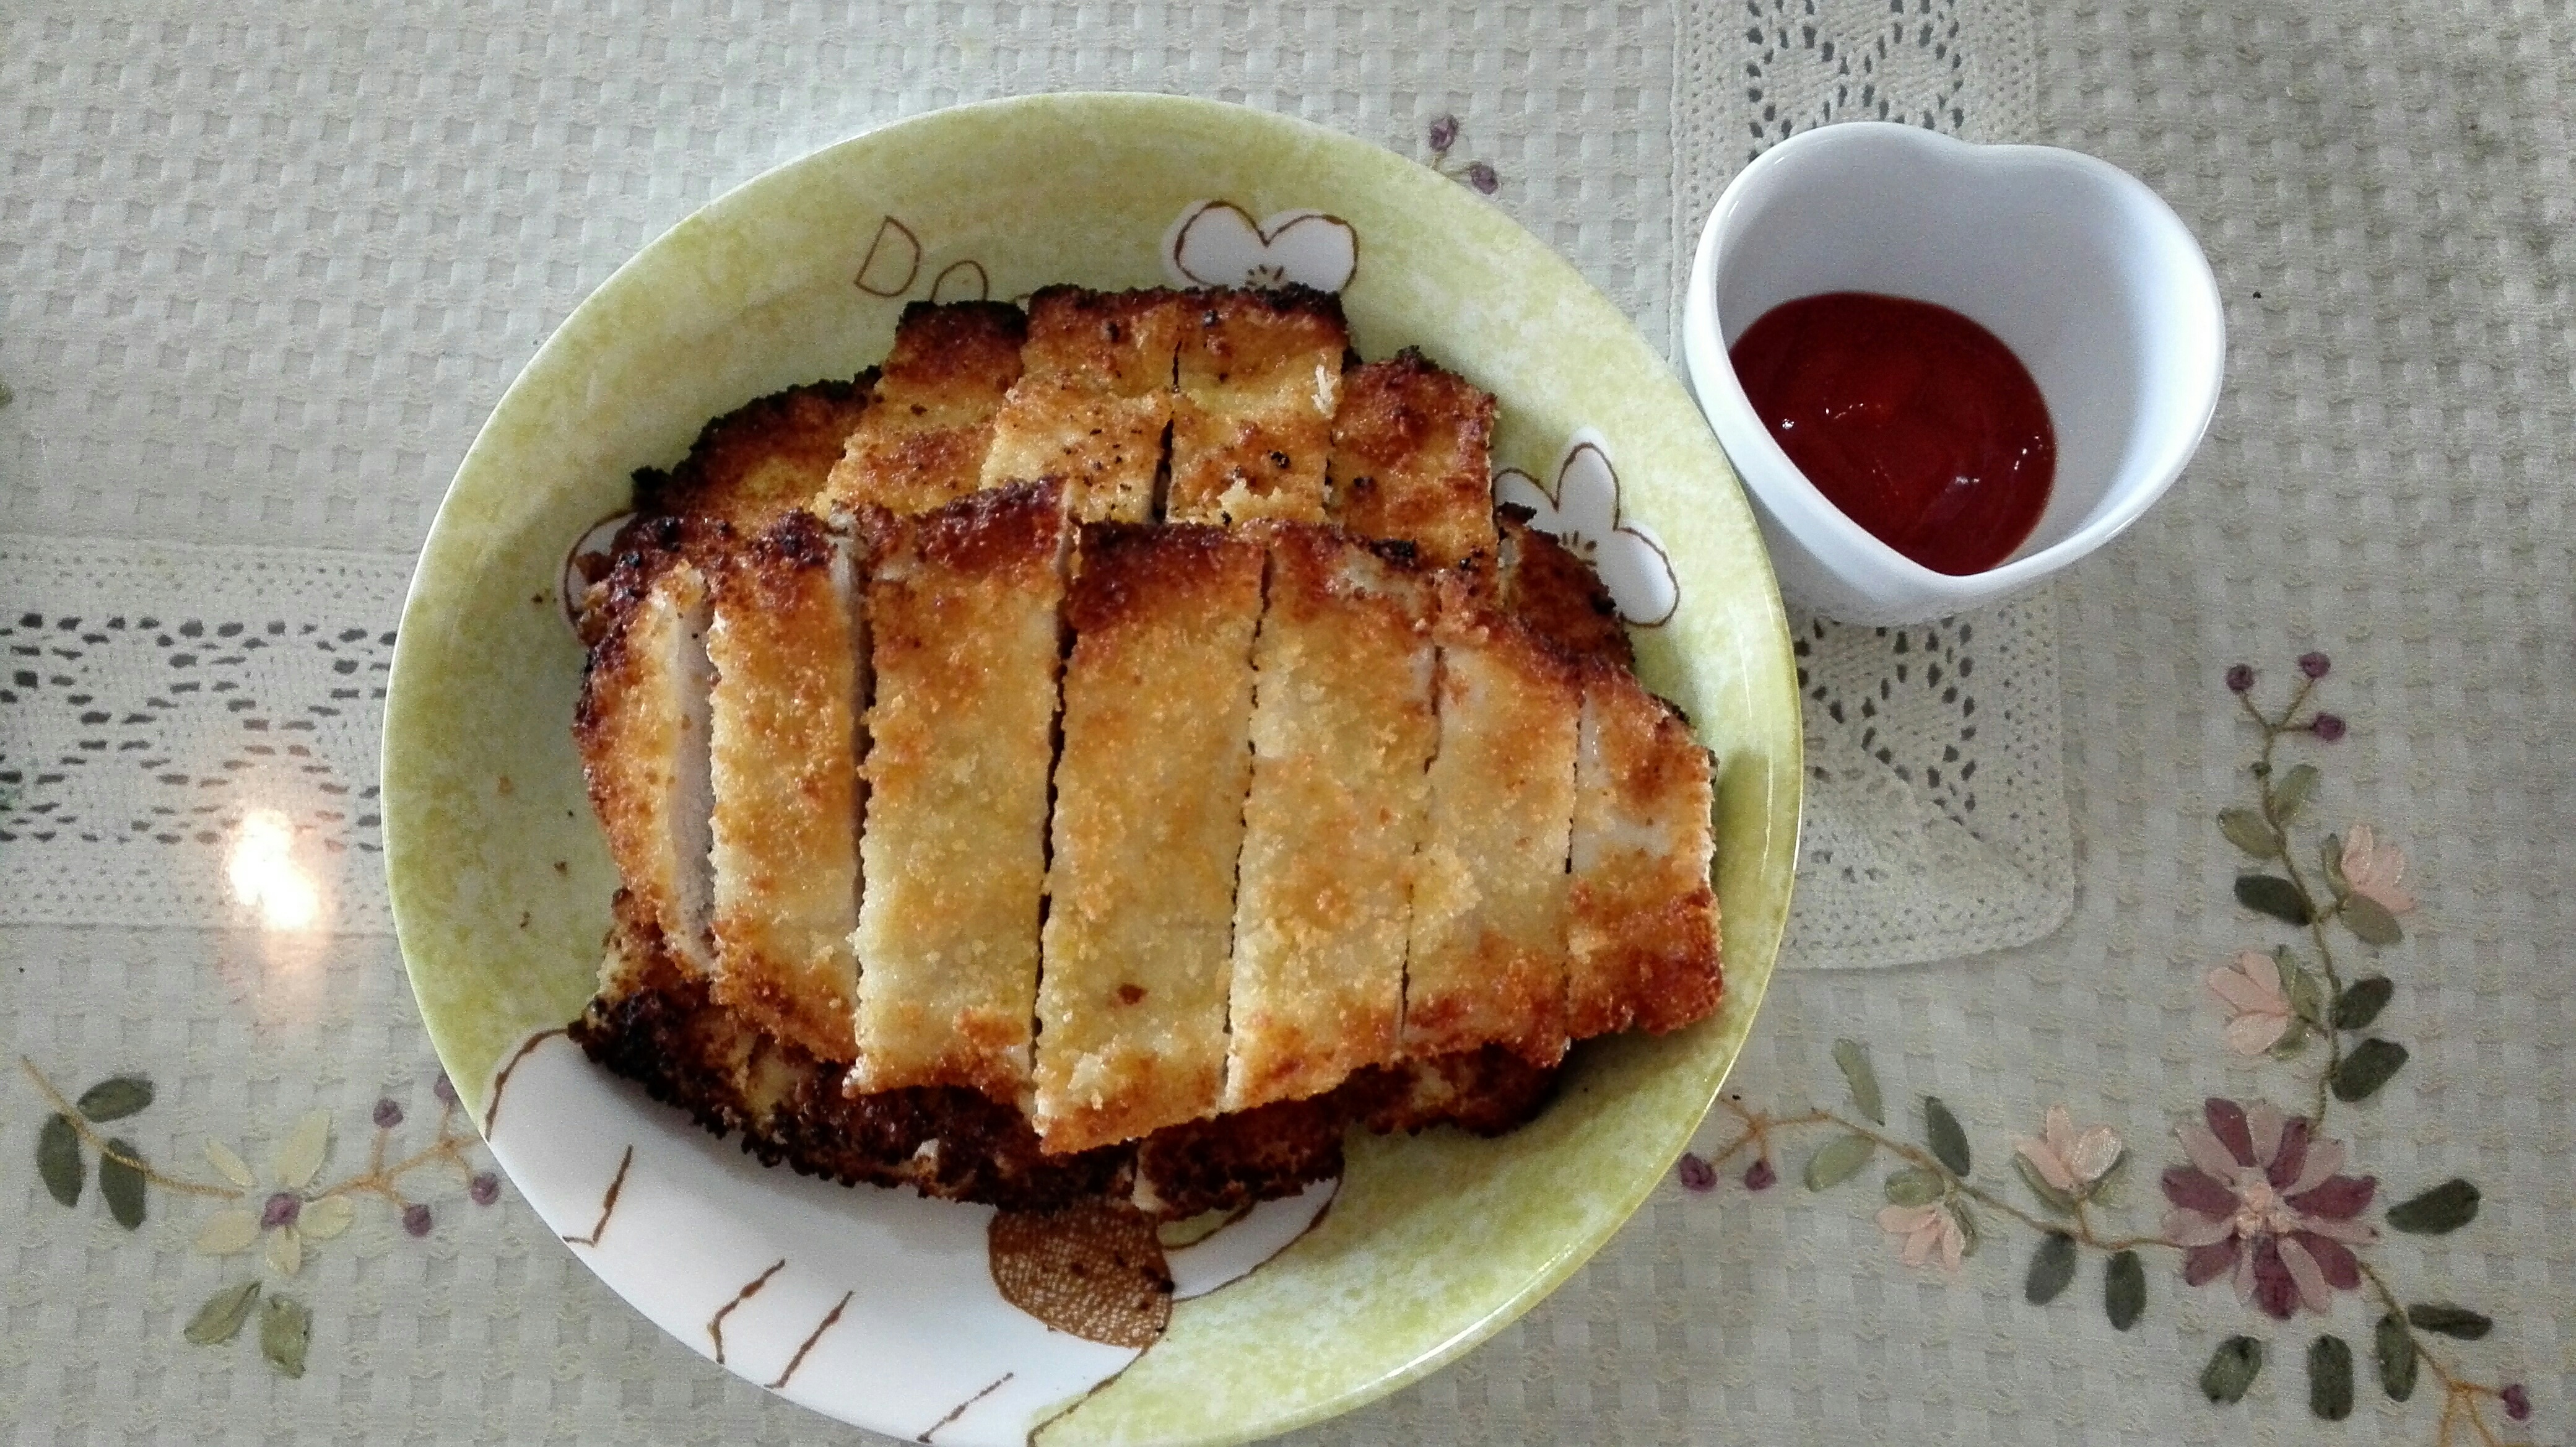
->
[1162,201,1359,292]
[1492,431,1680,626]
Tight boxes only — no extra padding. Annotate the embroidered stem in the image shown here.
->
[2356,1261,2510,1447]
[2240,684,2352,1127]
[17,1056,244,1200]
[1714,1099,2172,1254]
[310,1098,477,1207]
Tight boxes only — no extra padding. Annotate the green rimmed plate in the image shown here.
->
[383,93,1798,1446]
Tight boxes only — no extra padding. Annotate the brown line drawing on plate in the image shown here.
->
[559,511,634,633]
[559,1143,634,1248]
[856,217,924,297]
[929,259,991,304]
[916,1370,1014,1441]
[1163,201,1360,293]
[708,1257,786,1365]
[1493,436,1681,627]
[482,1026,568,1136]
[765,1289,854,1390]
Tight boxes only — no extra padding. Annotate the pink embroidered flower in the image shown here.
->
[2161,1098,2377,1319]
[2013,1106,2123,1194]
[2207,951,2298,1056]
[1876,1202,1966,1272]
[2340,825,2416,914]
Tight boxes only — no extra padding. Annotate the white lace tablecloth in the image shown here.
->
[4,2,2570,1445]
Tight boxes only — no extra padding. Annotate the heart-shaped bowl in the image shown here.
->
[1681,121,2224,624]
[383,93,1801,1446]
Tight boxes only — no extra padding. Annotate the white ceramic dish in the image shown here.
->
[1681,121,2225,624]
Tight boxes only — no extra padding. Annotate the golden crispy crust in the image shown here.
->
[1020,286,1191,394]
[574,557,714,976]
[1327,350,1499,569]
[1401,574,1578,1069]
[706,512,863,1062]
[1167,289,1346,526]
[1497,508,1634,669]
[1567,665,1721,1036]
[820,302,1027,518]
[850,482,1068,1102]
[633,378,875,548]
[983,379,1170,523]
[1035,523,1265,1153]
[1222,524,1436,1111]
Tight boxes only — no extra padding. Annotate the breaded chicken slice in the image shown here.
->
[1495,507,1634,668]
[1035,524,1265,1153]
[1401,573,1579,1069]
[1222,524,1437,1112]
[633,378,876,548]
[574,553,716,978]
[705,511,866,1064]
[819,301,1027,518]
[1567,665,1721,1036]
[849,482,1069,1103]
[1326,350,1498,568]
[983,288,1189,522]
[1166,288,1346,526]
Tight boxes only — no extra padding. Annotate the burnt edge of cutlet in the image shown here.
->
[630,375,876,522]
[1498,504,1634,670]
[1186,283,1349,331]
[911,478,1068,574]
[1064,522,1260,634]
[888,300,1030,383]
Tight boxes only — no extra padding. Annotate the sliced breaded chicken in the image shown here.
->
[819,301,1027,518]
[1326,350,1499,568]
[1401,573,1579,1069]
[633,377,876,545]
[1166,288,1346,526]
[850,482,1069,1103]
[1222,524,1437,1113]
[706,511,864,1064]
[1567,664,1722,1036]
[1496,507,1634,668]
[983,288,1189,522]
[574,554,715,978]
[1035,524,1266,1153]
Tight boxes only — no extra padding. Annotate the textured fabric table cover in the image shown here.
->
[3,2,2570,1445]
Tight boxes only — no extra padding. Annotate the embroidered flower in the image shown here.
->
[191,1111,352,1277]
[1876,1202,1967,1272]
[2012,1106,2123,1195]
[1674,1152,1717,1192]
[2298,651,2331,679]
[2339,824,2416,914]
[2226,663,2255,693]
[2161,1098,2377,1319]
[2310,711,2348,741]
[2206,951,2299,1056]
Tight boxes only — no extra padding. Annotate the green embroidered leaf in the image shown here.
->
[2087,1147,2131,1207]
[2218,808,2281,857]
[2024,1232,2077,1305]
[2404,1303,2492,1340]
[2269,1019,2312,1058]
[2385,1178,2480,1234]
[2104,1250,2146,1331]
[184,1282,261,1345]
[2011,1153,2078,1215]
[1949,1199,1980,1259]
[76,1076,154,1122]
[1832,1038,1884,1124]
[2330,1038,2408,1101]
[2341,894,2403,946]
[1882,1166,1944,1207]
[2235,874,2313,925]
[2374,1313,2417,1401]
[259,1295,312,1378]
[1803,1134,1874,1191]
[1921,1096,1970,1177]
[2274,763,2320,820]
[2320,834,2350,894]
[2282,956,2326,1025]
[2201,1336,2264,1404]
[2333,976,2395,1031]
[2308,1334,2355,1420]
[38,1113,83,1208]
[98,1138,147,1230]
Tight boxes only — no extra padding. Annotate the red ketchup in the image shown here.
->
[1729,292,2055,577]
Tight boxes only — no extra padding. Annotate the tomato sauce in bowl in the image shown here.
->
[1728,291,2055,577]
